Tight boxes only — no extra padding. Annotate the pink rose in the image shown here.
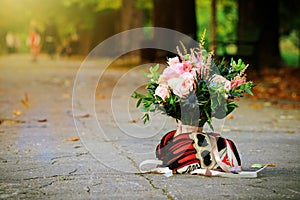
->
[182,60,193,72]
[170,62,185,74]
[169,72,195,97]
[158,67,180,84]
[155,84,170,100]
[169,61,192,75]
[160,58,195,85]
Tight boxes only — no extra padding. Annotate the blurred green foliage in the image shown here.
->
[196,0,237,45]
[0,0,298,66]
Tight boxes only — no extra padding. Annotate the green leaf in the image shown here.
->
[152,63,159,71]
[145,64,161,81]
[131,92,138,98]
[245,88,253,96]
[231,58,246,72]
[183,54,190,60]
[142,113,150,124]
[145,73,152,78]
[136,98,143,108]
[239,84,245,90]
[131,91,146,99]
[251,163,263,168]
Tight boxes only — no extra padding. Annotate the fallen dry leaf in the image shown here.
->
[37,119,47,123]
[13,110,22,116]
[226,114,234,119]
[129,119,138,123]
[276,103,300,109]
[21,92,29,108]
[266,163,276,167]
[248,103,263,109]
[287,130,295,134]
[74,114,90,118]
[249,68,300,104]
[64,137,80,142]
[0,118,25,125]
[96,93,105,99]
[61,93,70,99]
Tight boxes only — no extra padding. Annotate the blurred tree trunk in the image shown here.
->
[153,0,197,39]
[238,0,283,69]
[152,0,197,59]
[210,0,217,51]
[78,29,93,55]
[120,0,144,56]
[92,10,120,55]
[120,0,144,32]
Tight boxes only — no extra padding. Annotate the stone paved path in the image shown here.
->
[0,54,299,199]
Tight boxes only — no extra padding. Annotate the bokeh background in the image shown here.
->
[0,0,299,68]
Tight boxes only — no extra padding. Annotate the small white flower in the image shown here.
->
[167,56,180,66]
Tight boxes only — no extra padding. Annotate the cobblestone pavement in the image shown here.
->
[0,54,299,199]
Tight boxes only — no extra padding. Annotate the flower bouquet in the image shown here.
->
[132,40,255,130]
[132,39,256,176]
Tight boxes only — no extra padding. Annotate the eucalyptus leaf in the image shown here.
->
[136,98,143,108]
